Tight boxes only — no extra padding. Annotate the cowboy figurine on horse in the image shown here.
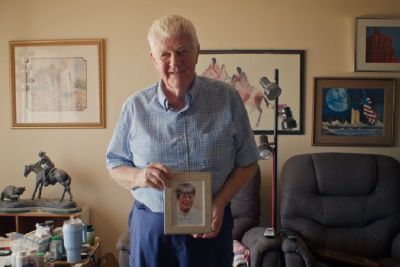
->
[24,151,73,201]
[37,151,55,186]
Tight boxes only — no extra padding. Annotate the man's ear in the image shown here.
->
[149,52,157,65]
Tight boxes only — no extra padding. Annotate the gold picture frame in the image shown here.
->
[164,172,212,234]
[312,77,395,146]
[10,39,105,128]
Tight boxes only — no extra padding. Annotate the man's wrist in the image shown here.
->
[213,193,229,209]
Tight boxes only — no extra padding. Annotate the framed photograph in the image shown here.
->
[10,39,106,128]
[197,50,305,135]
[313,77,395,146]
[355,17,400,72]
[164,172,212,234]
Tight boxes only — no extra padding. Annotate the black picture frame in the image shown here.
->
[197,49,305,135]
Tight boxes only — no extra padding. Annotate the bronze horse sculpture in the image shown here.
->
[24,162,73,201]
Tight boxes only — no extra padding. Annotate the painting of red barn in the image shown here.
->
[355,17,400,71]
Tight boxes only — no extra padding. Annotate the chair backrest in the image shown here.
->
[231,165,261,241]
[280,153,400,258]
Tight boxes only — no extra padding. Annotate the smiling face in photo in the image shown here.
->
[177,192,195,213]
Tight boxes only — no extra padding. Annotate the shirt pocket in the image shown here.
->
[131,136,174,167]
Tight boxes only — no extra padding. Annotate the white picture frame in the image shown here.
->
[355,17,400,72]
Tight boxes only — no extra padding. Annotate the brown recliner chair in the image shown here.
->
[279,153,400,267]
[116,166,282,267]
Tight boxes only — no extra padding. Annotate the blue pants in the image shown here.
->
[129,201,233,267]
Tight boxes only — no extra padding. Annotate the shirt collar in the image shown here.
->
[157,75,200,112]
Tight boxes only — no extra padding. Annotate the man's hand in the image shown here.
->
[192,201,225,239]
[108,163,171,191]
[138,163,171,190]
[191,163,258,239]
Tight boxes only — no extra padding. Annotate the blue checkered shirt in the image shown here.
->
[106,75,259,212]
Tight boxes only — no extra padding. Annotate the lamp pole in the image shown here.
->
[263,69,280,237]
[260,68,296,237]
[272,68,279,231]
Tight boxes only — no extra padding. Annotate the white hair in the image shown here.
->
[147,15,199,52]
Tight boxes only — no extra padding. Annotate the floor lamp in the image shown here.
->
[258,69,297,237]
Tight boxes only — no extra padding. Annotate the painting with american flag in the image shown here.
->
[321,87,386,137]
[313,78,395,146]
[361,90,379,125]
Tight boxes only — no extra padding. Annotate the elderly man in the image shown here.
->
[106,14,258,267]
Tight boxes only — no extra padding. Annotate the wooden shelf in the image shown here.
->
[0,206,89,236]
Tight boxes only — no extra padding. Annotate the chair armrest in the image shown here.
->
[242,227,282,267]
[392,232,400,261]
[116,231,130,252]
[281,234,314,267]
[117,231,131,267]
[315,248,379,267]
[281,233,379,267]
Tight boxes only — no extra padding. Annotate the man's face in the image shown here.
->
[150,33,199,92]
[177,192,195,213]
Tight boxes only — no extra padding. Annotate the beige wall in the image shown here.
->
[1,0,399,258]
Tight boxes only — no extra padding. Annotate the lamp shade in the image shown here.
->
[281,106,297,130]
[259,77,282,101]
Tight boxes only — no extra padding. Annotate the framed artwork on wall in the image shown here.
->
[164,172,212,234]
[355,17,400,72]
[312,77,395,146]
[197,50,305,135]
[10,39,106,128]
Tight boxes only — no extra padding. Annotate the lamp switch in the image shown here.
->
[264,227,275,238]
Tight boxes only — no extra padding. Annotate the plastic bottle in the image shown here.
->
[82,223,88,244]
[86,225,95,245]
[49,235,64,260]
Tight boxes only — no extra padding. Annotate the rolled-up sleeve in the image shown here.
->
[231,91,260,167]
[106,99,135,169]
